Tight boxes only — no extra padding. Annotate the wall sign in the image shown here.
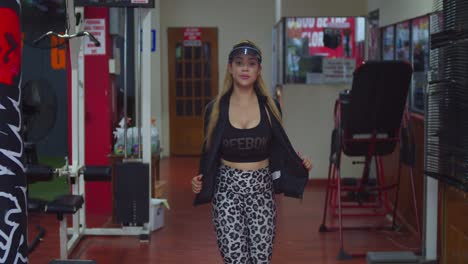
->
[84,19,106,56]
[183,28,201,47]
[322,58,355,83]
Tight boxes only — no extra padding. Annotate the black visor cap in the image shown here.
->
[228,46,262,64]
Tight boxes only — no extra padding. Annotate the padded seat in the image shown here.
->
[25,164,54,183]
[339,61,413,157]
[45,195,84,220]
[83,166,112,182]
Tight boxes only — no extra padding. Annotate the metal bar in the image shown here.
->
[83,227,149,236]
[378,156,391,212]
[123,8,128,159]
[325,225,394,231]
[329,164,336,212]
[136,8,142,159]
[67,226,85,235]
[332,204,385,209]
[66,233,82,258]
[424,177,438,260]
[321,162,333,227]
[409,167,422,245]
[59,218,68,259]
[331,164,338,212]
[327,184,398,192]
[424,20,438,257]
[392,148,403,229]
[375,154,384,208]
[337,164,345,253]
[141,9,153,201]
[332,212,388,217]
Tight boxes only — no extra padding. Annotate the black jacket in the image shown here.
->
[194,90,309,206]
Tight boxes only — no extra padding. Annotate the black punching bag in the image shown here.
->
[323,28,341,50]
[0,1,28,263]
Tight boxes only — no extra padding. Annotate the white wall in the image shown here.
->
[367,0,433,26]
[282,84,361,179]
[276,0,282,23]
[282,0,367,18]
[279,0,367,179]
[158,0,275,157]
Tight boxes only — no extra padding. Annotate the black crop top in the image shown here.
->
[220,99,272,162]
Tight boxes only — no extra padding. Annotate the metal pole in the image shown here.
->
[136,8,142,159]
[423,73,438,261]
[123,8,128,159]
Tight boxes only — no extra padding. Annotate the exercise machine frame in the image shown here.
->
[40,0,155,259]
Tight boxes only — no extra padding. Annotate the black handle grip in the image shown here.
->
[83,31,101,47]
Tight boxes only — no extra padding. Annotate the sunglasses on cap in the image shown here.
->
[228,45,262,64]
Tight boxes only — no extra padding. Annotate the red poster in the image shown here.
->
[286,17,356,58]
[184,27,201,46]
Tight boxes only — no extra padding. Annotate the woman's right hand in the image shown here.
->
[191,174,203,194]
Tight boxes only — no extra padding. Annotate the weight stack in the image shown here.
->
[115,162,149,225]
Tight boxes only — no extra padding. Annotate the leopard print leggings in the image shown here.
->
[212,164,276,264]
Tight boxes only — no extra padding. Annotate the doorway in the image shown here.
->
[168,27,218,155]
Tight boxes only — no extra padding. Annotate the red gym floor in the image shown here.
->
[28,157,419,264]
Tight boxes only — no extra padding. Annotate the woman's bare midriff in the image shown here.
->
[221,158,269,171]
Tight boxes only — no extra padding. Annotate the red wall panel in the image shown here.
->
[84,7,113,215]
[68,7,114,216]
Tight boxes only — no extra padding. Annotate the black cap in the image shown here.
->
[228,40,262,64]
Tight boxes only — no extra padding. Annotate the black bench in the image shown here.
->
[45,194,84,220]
[43,165,111,260]
[40,165,112,220]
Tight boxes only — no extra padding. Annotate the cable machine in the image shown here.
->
[31,0,155,260]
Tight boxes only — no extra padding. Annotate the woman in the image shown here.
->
[192,40,312,264]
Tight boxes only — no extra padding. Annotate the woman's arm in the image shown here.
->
[274,98,282,116]
[198,100,214,173]
[193,101,215,194]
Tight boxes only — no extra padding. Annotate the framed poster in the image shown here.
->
[367,9,380,60]
[382,25,395,60]
[283,16,365,84]
[410,16,429,113]
[396,21,411,62]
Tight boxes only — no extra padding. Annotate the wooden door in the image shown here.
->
[168,28,218,155]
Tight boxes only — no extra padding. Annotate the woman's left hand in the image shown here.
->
[298,151,313,172]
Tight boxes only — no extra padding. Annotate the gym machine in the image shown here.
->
[29,0,155,260]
